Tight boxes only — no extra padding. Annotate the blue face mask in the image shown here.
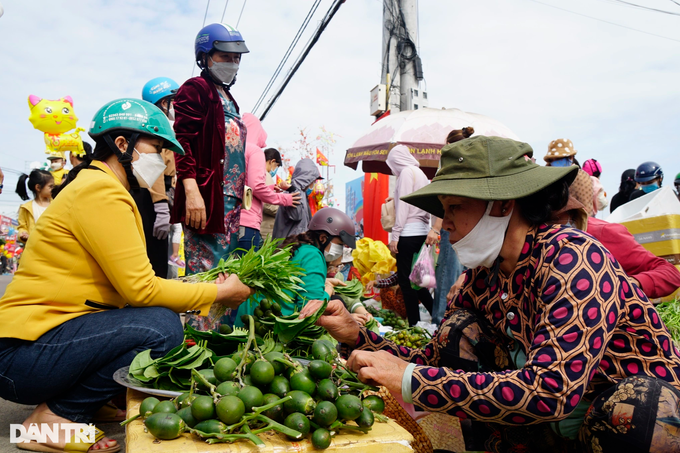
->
[641,183,659,193]
[306,188,313,196]
[550,157,572,167]
[270,170,277,178]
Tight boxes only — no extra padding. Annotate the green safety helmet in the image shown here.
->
[88,98,184,155]
[675,172,680,185]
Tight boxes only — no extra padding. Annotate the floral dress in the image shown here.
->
[185,92,246,330]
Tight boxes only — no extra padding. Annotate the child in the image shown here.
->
[16,170,54,244]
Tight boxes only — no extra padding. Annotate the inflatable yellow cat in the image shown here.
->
[28,95,86,157]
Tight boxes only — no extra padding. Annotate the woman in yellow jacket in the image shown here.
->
[15,169,54,244]
[0,99,253,453]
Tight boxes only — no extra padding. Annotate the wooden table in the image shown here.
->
[126,389,414,453]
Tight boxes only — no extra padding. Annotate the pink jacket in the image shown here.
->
[240,114,293,230]
[386,145,431,241]
[587,218,680,299]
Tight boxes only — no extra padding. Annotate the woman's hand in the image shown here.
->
[351,312,372,326]
[19,231,29,242]
[347,350,408,395]
[388,240,399,255]
[290,191,302,207]
[324,278,346,296]
[300,299,360,345]
[446,273,466,301]
[425,229,440,246]
[215,273,254,309]
[365,280,376,292]
[183,179,206,230]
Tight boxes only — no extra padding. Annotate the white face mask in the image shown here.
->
[50,161,62,170]
[451,201,513,269]
[132,149,166,189]
[209,57,239,85]
[167,105,175,121]
[324,242,344,263]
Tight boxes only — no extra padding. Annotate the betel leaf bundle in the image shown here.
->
[182,237,306,320]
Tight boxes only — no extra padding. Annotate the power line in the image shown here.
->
[221,0,230,22]
[236,0,248,28]
[608,0,680,16]
[192,0,213,77]
[259,0,345,121]
[525,0,680,43]
[252,0,323,114]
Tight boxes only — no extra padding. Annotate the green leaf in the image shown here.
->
[274,299,329,344]
[129,349,154,375]
[143,364,161,379]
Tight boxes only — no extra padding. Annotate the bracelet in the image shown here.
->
[430,227,440,234]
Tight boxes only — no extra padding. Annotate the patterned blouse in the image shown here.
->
[354,224,680,424]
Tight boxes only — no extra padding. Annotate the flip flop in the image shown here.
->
[92,401,126,423]
[17,426,120,453]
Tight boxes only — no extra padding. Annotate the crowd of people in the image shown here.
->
[1,19,680,453]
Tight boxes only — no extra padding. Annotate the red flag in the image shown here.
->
[316,148,329,166]
[363,172,389,244]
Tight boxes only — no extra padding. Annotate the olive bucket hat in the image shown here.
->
[402,136,578,218]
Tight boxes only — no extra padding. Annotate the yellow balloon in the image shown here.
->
[28,95,86,158]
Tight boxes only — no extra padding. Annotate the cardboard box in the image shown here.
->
[621,214,680,263]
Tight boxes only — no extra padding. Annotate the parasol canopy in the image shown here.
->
[344,107,519,178]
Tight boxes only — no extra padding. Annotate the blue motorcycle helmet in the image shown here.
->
[635,161,663,184]
[194,23,249,69]
[142,77,180,106]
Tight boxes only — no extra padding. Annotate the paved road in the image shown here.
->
[0,275,126,452]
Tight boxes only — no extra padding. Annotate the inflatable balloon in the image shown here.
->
[28,95,86,157]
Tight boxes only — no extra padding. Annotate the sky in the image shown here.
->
[0,0,678,219]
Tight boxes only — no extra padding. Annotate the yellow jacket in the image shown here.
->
[17,201,36,242]
[0,161,217,341]
[50,167,68,186]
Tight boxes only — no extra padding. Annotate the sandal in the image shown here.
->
[17,426,120,453]
[92,401,126,423]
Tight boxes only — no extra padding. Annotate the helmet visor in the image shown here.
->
[339,230,356,249]
[213,40,250,54]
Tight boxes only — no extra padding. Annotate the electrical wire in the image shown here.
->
[608,0,680,16]
[192,0,213,77]
[259,0,345,121]
[525,0,680,43]
[221,0,230,22]
[236,0,248,27]
[252,0,322,115]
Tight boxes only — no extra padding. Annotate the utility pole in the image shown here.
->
[380,0,423,115]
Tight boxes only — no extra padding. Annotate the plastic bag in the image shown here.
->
[409,244,437,289]
[352,237,397,286]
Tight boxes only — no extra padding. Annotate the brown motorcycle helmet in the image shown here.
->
[308,207,356,249]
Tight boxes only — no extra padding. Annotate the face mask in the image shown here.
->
[209,57,239,85]
[641,183,659,193]
[132,149,166,189]
[167,105,175,121]
[306,188,313,196]
[50,161,62,170]
[324,242,344,263]
[550,157,572,167]
[270,170,277,178]
[451,201,513,269]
